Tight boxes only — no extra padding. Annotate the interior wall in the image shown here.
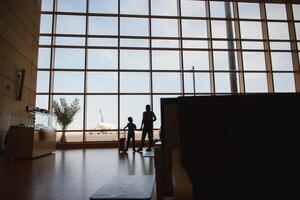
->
[0,0,41,149]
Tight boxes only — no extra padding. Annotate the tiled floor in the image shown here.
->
[0,149,156,200]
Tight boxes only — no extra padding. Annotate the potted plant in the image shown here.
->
[52,98,80,143]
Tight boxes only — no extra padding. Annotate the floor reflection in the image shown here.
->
[118,150,155,176]
[0,149,155,200]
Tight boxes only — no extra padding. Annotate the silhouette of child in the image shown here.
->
[123,117,137,152]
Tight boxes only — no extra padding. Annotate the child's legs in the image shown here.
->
[126,135,131,150]
[127,134,136,150]
[132,135,135,150]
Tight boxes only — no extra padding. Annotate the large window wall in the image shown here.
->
[37,0,300,142]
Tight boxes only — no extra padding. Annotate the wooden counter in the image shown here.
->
[5,126,56,158]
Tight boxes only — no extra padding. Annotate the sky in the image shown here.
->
[37,0,299,132]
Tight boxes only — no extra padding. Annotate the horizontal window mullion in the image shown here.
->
[38,35,294,43]
[56,128,160,132]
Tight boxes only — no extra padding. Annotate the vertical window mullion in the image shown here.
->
[286,3,300,92]
[149,0,153,109]
[178,0,185,96]
[225,2,238,94]
[49,0,58,111]
[117,0,121,141]
[206,0,215,95]
[83,0,89,143]
[233,1,245,94]
[260,2,274,93]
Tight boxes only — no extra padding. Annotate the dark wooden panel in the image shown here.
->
[5,127,56,159]
[177,94,300,199]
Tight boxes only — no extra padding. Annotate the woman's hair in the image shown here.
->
[146,104,151,111]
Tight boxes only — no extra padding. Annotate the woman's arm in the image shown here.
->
[153,112,157,122]
[140,113,144,130]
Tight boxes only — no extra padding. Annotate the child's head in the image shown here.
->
[128,117,133,123]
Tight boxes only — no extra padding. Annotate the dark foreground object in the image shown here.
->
[177,94,300,200]
[90,175,155,200]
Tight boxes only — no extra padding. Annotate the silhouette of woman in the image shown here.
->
[137,105,157,152]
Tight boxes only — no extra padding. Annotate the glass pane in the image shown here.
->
[87,72,118,93]
[242,42,264,50]
[210,1,225,18]
[153,73,181,93]
[184,72,211,93]
[88,49,118,69]
[244,73,268,93]
[52,95,84,130]
[238,3,260,19]
[182,20,207,38]
[213,51,229,70]
[120,50,149,70]
[293,4,300,20]
[36,95,49,110]
[55,37,85,46]
[56,15,86,34]
[39,36,51,45]
[89,17,118,35]
[268,22,289,40]
[89,0,118,14]
[183,40,208,49]
[153,95,178,128]
[181,0,206,17]
[86,131,118,142]
[37,71,49,93]
[38,48,51,69]
[88,38,118,47]
[120,72,150,93]
[41,0,53,11]
[271,52,293,71]
[269,42,291,50]
[40,14,52,33]
[120,0,148,15]
[243,52,266,71]
[266,4,287,20]
[152,19,178,37]
[213,41,228,49]
[120,39,149,48]
[212,20,231,38]
[57,0,86,13]
[53,72,84,93]
[55,48,85,69]
[151,0,177,16]
[120,95,151,131]
[273,73,295,93]
[295,23,300,40]
[86,95,118,130]
[152,40,178,48]
[56,132,83,142]
[120,17,149,36]
[152,51,180,70]
[183,51,209,70]
[240,22,262,39]
[214,73,231,93]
